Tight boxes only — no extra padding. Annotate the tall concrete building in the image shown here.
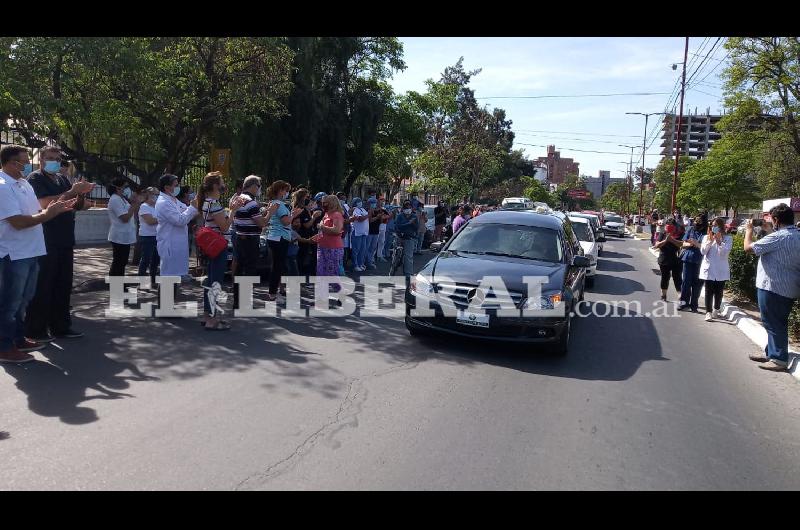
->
[584,170,611,198]
[536,145,580,185]
[660,109,722,159]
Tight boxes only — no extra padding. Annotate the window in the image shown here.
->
[448,223,563,263]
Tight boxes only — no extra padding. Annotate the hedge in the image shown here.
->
[728,233,800,340]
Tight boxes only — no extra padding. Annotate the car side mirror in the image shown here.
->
[572,256,591,268]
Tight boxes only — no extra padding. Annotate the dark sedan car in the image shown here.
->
[404,210,590,354]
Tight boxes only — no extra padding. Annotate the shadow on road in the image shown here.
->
[2,346,158,425]
[414,302,666,382]
[597,250,632,259]
[597,259,636,273]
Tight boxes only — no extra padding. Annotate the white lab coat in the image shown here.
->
[155,194,197,277]
[699,234,732,281]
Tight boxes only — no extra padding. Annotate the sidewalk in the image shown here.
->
[642,240,800,381]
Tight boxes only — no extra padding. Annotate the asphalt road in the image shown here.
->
[2,237,800,490]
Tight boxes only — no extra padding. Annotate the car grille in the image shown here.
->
[414,315,556,339]
[434,282,524,310]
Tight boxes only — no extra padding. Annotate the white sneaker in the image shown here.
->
[704,312,713,322]
[713,309,723,319]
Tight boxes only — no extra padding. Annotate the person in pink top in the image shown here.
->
[451,205,470,234]
[312,195,345,284]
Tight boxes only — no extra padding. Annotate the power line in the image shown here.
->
[516,142,662,157]
[475,92,670,100]
[685,37,723,88]
[513,128,642,138]
[515,132,644,146]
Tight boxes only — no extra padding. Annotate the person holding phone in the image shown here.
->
[699,217,733,321]
[744,203,800,372]
[679,214,707,312]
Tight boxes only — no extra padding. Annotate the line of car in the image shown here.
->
[404,206,628,354]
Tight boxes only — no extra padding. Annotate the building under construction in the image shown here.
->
[660,109,722,160]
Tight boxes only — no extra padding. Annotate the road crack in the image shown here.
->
[234,356,424,490]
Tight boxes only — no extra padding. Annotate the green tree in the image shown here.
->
[677,134,761,216]
[523,178,551,204]
[723,37,800,196]
[652,157,694,213]
[0,37,295,185]
[600,182,629,213]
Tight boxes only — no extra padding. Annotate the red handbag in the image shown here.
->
[195,203,228,259]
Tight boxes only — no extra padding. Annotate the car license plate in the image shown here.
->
[456,310,490,328]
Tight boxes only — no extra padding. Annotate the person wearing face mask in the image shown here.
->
[678,214,708,312]
[292,189,323,278]
[106,177,143,276]
[265,180,304,302]
[394,200,419,277]
[699,217,733,322]
[311,195,345,297]
[197,172,234,330]
[137,187,160,286]
[154,174,199,284]
[232,175,277,309]
[25,146,95,342]
[0,145,78,363]
[349,197,369,272]
[653,219,682,302]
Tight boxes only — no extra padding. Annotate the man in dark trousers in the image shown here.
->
[25,146,94,342]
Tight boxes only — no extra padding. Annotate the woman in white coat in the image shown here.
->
[699,216,733,322]
[155,174,198,279]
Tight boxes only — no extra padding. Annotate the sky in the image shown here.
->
[389,37,729,181]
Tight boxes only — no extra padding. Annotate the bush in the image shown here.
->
[728,234,758,302]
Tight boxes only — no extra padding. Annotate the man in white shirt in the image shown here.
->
[0,145,76,363]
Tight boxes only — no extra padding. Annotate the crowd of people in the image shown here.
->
[651,204,800,372]
[1,144,471,360]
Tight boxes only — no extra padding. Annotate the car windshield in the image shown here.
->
[570,221,593,242]
[605,216,623,223]
[447,223,563,263]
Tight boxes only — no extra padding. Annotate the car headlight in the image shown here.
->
[410,273,435,296]
[521,293,563,310]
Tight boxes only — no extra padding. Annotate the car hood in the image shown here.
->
[429,251,565,293]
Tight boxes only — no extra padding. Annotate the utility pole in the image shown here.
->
[671,37,690,214]
[626,112,668,217]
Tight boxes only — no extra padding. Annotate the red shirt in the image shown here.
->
[318,211,344,249]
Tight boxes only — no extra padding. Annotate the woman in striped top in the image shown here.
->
[197,172,233,331]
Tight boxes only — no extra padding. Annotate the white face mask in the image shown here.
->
[170,185,181,197]
[122,187,132,199]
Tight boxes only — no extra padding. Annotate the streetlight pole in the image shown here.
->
[618,145,637,217]
[671,37,690,214]
[626,111,668,217]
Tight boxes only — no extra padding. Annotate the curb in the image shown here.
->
[643,240,799,380]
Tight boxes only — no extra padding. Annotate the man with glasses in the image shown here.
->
[25,146,94,342]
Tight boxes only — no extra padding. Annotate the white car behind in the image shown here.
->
[568,216,598,288]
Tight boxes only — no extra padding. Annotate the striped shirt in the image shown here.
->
[233,193,263,236]
[201,198,225,234]
[751,226,800,299]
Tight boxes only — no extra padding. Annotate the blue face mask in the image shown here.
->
[22,163,33,176]
[712,226,720,234]
[171,185,181,197]
[122,187,132,199]
[44,160,61,174]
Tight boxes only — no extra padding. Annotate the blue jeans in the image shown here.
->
[366,234,380,266]
[383,231,394,258]
[402,237,416,277]
[351,235,367,269]
[0,256,40,351]
[203,250,228,316]
[138,236,158,281]
[680,261,702,310]
[757,288,795,364]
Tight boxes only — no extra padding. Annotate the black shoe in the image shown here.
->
[28,333,55,343]
[53,329,84,339]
